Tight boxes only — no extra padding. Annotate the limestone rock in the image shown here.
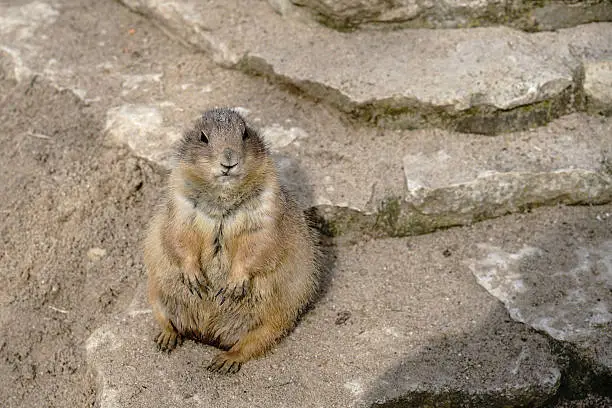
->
[532,2,612,32]
[104,104,182,168]
[469,240,612,382]
[0,1,59,41]
[261,124,309,150]
[108,98,612,239]
[289,0,612,30]
[0,46,30,82]
[290,0,422,28]
[117,0,612,134]
[584,60,612,115]
[0,1,58,83]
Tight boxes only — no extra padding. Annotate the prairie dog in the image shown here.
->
[144,108,319,374]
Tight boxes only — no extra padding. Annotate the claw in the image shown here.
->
[155,330,183,353]
[193,285,202,299]
[207,352,242,374]
[183,271,208,299]
[228,362,241,374]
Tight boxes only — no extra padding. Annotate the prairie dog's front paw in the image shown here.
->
[181,267,208,298]
[215,275,250,303]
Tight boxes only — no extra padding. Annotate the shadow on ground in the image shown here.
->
[365,207,612,408]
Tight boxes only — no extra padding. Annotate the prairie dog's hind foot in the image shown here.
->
[156,329,183,353]
[207,322,284,374]
[207,351,242,374]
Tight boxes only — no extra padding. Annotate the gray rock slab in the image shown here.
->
[106,103,612,238]
[0,0,117,101]
[104,104,182,167]
[584,60,612,115]
[532,2,612,31]
[117,0,612,134]
[0,1,58,83]
[87,235,561,407]
[284,0,612,31]
[469,230,612,386]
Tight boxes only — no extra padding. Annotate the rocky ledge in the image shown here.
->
[120,0,612,134]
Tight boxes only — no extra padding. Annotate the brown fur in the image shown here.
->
[143,108,319,374]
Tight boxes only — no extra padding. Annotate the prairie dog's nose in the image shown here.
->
[221,148,238,168]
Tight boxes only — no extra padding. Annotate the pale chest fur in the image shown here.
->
[172,187,277,274]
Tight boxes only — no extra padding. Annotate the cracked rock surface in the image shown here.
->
[120,0,612,134]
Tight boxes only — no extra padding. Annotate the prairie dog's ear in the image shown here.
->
[243,124,269,154]
[243,125,259,141]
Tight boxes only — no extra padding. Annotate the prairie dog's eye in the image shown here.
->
[200,130,209,144]
[242,128,249,141]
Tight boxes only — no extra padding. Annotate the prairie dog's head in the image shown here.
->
[176,108,268,187]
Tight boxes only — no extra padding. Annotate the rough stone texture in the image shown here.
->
[0,1,59,39]
[0,1,58,83]
[284,0,612,31]
[104,104,181,167]
[471,242,612,342]
[117,0,612,134]
[469,236,612,395]
[87,235,562,408]
[106,102,612,238]
[1,0,611,406]
[584,60,612,115]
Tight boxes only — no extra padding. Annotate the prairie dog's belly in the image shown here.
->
[202,248,230,289]
[160,248,256,345]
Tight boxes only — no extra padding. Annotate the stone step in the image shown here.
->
[269,0,612,31]
[118,0,612,134]
[86,203,612,407]
[106,103,612,239]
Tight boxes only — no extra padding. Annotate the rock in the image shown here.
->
[267,0,299,16]
[584,60,612,115]
[0,1,58,83]
[109,98,612,239]
[532,2,612,32]
[0,46,30,82]
[121,73,163,95]
[117,0,612,134]
[87,237,561,407]
[0,1,59,41]
[469,239,612,391]
[246,25,578,134]
[261,124,309,150]
[290,0,421,28]
[289,0,612,31]
[104,104,182,168]
[470,243,612,344]
[321,113,612,238]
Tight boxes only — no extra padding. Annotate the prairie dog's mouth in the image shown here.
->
[217,172,239,181]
